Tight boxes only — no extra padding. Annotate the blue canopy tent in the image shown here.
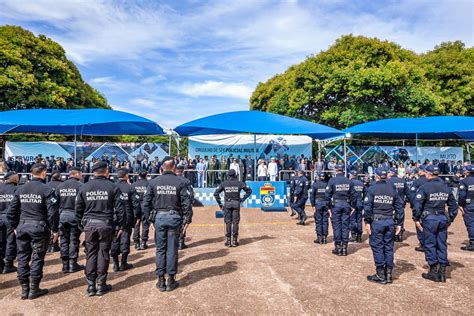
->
[344,116,474,161]
[0,109,166,164]
[174,110,344,177]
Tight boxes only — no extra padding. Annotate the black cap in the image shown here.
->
[161,156,173,165]
[92,161,108,172]
[336,164,344,172]
[138,169,148,177]
[426,165,440,175]
[176,165,185,171]
[117,168,129,178]
[375,168,388,178]
[51,170,61,176]
[70,167,82,173]
[4,171,17,180]
[228,169,236,177]
[31,163,46,172]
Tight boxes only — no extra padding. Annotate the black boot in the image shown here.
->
[134,242,140,250]
[140,241,148,250]
[3,259,17,274]
[332,243,341,256]
[415,245,425,252]
[322,236,328,244]
[224,237,231,247]
[461,242,474,251]
[62,259,69,273]
[313,235,322,244]
[296,214,307,225]
[28,282,48,299]
[367,267,387,284]
[422,264,440,282]
[120,254,133,271]
[385,268,393,284]
[166,275,179,292]
[96,283,112,296]
[231,236,239,247]
[349,233,357,242]
[438,264,447,283]
[341,244,348,256]
[156,276,166,292]
[178,239,188,250]
[87,279,96,297]
[356,233,362,243]
[20,282,29,300]
[69,259,84,273]
[113,256,120,272]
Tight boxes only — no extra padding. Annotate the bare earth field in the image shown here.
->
[1,206,473,315]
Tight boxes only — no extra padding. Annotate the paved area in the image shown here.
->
[1,206,473,315]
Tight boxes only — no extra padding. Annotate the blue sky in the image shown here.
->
[0,0,472,128]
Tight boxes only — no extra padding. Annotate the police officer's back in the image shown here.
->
[75,161,125,296]
[349,170,365,242]
[458,165,474,251]
[176,165,194,250]
[143,157,192,292]
[214,169,252,247]
[131,170,150,250]
[56,167,83,273]
[310,172,329,244]
[0,171,19,274]
[388,168,407,242]
[7,163,59,300]
[291,170,310,225]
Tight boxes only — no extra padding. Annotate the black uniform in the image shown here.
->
[349,177,365,242]
[364,177,404,284]
[214,174,252,245]
[310,179,329,243]
[56,177,82,271]
[0,181,18,272]
[47,178,62,252]
[459,172,474,250]
[7,178,59,293]
[111,179,139,271]
[131,178,150,249]
[388,175,407,241]
[143,171,192,285]
[409,174,428,249]
[178,175,194,249]
[290,175,310,224]
[75,176,125,291]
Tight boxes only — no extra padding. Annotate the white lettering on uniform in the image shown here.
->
[0,194,14,203]
[86,191,109,201]
[335,184,349,191]
[20,194,42,203]
[429,192,448,201]
[374,195,393,204]
[225,186,239,193]
[59,188,77,197]
[156,185,176,195]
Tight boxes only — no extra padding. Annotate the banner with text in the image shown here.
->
[4,142,169,162]
[188,134,312,160]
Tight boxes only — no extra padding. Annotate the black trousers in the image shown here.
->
[133,216,150,243]
[84,223,114,285]
[111,227,132,257]
[15,220,50,284]
[224,205,241,238]
[0,214,17,263]
[59,211,81,260]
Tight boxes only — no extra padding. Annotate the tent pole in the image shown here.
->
[168,130,172,156]
[415,133,418,164]
[343,138,347,177]
[74,126,77,167]
[317,140,321,160]
[253,134,257,181]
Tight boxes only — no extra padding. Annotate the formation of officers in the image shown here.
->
[0,156,473,300]
[289,163,473,284]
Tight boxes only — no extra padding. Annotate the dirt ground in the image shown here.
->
[1,206,473,315]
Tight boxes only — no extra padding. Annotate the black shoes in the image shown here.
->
[178,239,188,250]
[438,264,447,283]
[156,276,166,292]
[20,282,29,300]
[69,260,84,273]
[321,236,328,244]
[96,284,112,296]
[87,280,97,297]
[461,242,474,251]
[231,236,239,247]
[332,244,342,256]
[296,215,307,225]
[28,283,48,299]
[367,267,387,285]
[62,259,69,273]
[385,268,393,284]
[113,256,120,272]
[349,234,357,242]
[48,243,60,253]
[314,236,322,244]
[119,254,133,271]
[356,234,362,243]
[422,264,440,282]
[166,275,179,292]
[341,245,348,256]
[224,237,231,247]
[2,260,17,274]
[140,242,148,250]
[415,245,425,252]
[134,242,140,250]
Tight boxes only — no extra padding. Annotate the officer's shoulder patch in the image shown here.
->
[416,194,422,199]
[411,187,415,191]
[50,197,57,203]
[364,197,369,202]
[326,186,329,190]
[460,185,465,189]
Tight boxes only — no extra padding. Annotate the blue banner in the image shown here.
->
[246,181,288,211]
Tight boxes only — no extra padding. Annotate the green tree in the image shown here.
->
[0,25,109,110]
[250,35,472,128]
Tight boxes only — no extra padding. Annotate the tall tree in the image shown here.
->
[250,35,472,128]
[0,25,109,110]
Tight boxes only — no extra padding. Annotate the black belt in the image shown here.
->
[225,199,240,202]
[61,209,75,213]
[19,219,46,225]
[156,210,179,214]
[333,199,349,203]
[426,210,446,216]
[85,219,112,225]
[315,199,327,203]
[373,215,393,221]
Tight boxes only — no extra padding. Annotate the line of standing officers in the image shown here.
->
[0,156,194,299]
[290,163,473,284]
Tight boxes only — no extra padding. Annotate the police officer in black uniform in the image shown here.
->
[176,165,194,250]
[132,170,150,250]
[310,172,329,244]
[349,170,364,243]
[47,170,62,253]
[76,161,125,296]
[111,168,139,272]
[387,167,407,242]
[413,165,458,282]
[409,166,428,252]
[7,163,59,300]
[214,169,252,247]
[56,167,84,273]
[143,157,192,292]
[364,168,404,284]
[0,171,19,274]
[458,165,474,251]
[326,164,356,256]
[290,170,310,225]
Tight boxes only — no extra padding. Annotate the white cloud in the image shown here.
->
[172,81,253,100]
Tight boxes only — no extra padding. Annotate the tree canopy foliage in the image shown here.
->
[0,25,109,110]
[250,35,473,128]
